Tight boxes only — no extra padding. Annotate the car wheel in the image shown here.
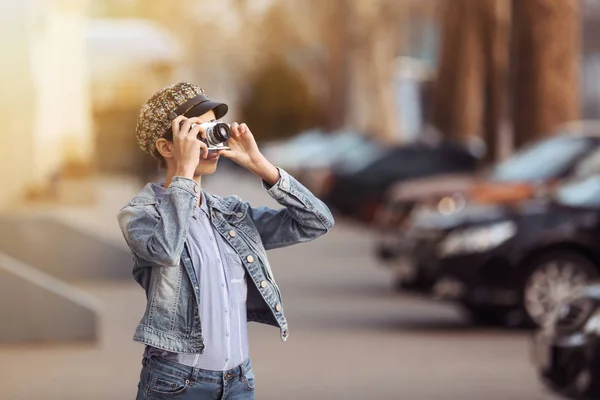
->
[522,251,598,328]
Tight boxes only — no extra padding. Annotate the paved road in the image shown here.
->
[0,171,563,399]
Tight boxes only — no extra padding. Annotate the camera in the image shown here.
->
[184,121,231,151]
[199,122,231,151]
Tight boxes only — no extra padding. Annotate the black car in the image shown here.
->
[401,174,600,328]
[533,283,600,399]
[321,139,479,222]
[377,128,600,278]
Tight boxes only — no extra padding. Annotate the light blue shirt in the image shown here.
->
[145,183,249,371]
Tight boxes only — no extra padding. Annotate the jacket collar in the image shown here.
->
[130,183,235,215]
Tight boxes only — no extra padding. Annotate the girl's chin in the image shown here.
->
[194,164,218,177]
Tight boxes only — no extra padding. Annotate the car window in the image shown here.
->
[554,175,600,207]
[573,147,600,178]
[490,135,594,182]
[332,141,389,173]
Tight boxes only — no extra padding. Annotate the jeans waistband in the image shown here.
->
[146,355,252,382]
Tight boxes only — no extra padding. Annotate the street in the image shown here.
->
[0,172,561,400]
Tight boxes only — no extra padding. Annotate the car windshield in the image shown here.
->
[490,135,593,181]
[332,141,389,173]
[554,175,600,208]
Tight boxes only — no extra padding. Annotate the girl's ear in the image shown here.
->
[155,138,173,160]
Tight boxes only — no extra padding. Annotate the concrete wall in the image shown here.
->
[0,217,133,281]
[0,252,101,343]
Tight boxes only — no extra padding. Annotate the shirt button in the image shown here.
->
[275,303,282,312]
[221,282,225,287]
[260,280,267,288]
[225,358,229,362]
[226,332,230,337]
[229,230,236,237]
[209,236,214,241]
[247,255,254,263]
[225,308,228,313]
[194,286,199,290]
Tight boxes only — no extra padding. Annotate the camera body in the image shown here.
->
[192,122,232,151]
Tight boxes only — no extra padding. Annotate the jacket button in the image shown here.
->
[229,230,236,237]
[281,180,289,190]
[275,303,282,312]
[193,185,199,193]
[247,255,254,263]
[235,212,243,218]
[260,280,267,288]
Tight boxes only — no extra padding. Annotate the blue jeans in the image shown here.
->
[136,356,255,399]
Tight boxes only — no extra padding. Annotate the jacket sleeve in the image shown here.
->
[247,167,335,250]
[117,177,200,267]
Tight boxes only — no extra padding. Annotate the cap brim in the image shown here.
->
[186,101,229,120]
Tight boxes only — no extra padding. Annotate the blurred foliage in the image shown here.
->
[239,56,323,142]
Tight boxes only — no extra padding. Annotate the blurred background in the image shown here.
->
[2,0,600,399]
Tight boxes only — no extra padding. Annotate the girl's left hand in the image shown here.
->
[216,122,261,169]
[217,123,280,185]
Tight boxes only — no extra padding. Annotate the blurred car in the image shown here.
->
[260,129,374,179]
[400,174,600,328]
[260,129,329,170]
[533,284,600,399]
[376,125,600,279]
[375,172,475,262]
[320,138,480,222]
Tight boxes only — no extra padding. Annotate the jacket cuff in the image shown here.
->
[263,167,291,200]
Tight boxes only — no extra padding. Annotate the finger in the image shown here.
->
[179,118,194,138]
[239,123,248,135]
[189,123,205,141]
[231,122,240,138]
[187,117,207,140]
[199,142,209,159]
[171,116,187,136]
[187,117,204,124]
[217,149,233,158]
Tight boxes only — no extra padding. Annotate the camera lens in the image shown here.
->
[211,123,231,142]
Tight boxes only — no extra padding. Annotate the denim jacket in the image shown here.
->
[117,168,334,354]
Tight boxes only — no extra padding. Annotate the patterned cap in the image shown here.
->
[136,82,228,159]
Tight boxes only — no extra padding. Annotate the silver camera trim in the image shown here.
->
[192,122,230,151]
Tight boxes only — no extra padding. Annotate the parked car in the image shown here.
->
[292,131,371,186]
[375,172,475,262]
[259,129,329,171]
[376,125,600,283]
[320,138,480,222]
[398,174,600,328]
[533,283,600,399]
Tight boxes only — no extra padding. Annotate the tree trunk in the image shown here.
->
[511,0,580,148]
[432,0,486,143]
[481,0,512,162]
[432,0,511,163]
[324,0,351,131]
